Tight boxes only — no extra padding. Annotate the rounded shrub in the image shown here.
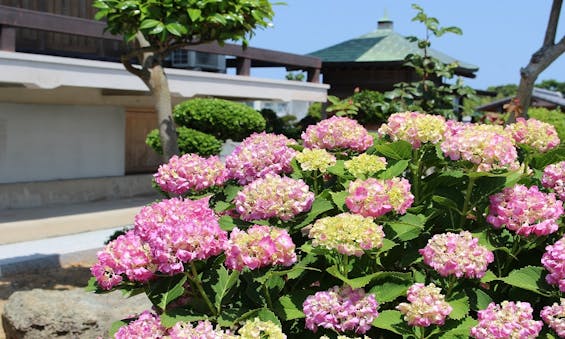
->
[146,127,222,157]
[173,98,266,141]
[529,107,565,143]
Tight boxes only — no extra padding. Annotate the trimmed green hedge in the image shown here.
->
[529,107,565,143]
[146,127,222,156]
[173,98,266,141]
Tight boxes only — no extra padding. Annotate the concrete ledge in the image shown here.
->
[0,174,155,209]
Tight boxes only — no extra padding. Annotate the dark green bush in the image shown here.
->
[146,127,222,156]
[173,98,266,141]
[528,107,565,143]
[352,89,389,125]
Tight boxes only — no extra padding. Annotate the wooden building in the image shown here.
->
[309,17,478,98]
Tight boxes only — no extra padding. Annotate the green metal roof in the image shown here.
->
[309,24,478,75]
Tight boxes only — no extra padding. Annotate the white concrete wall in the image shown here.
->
[0,103,125,183]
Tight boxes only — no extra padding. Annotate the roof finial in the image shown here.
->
[378,9,393,30]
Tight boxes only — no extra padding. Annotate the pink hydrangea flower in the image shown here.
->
[541,299,565,338]
[153,153,228,195]
[542,161,565,201]
[487,184,563,236]
[134,197,227,274]
[225,225,297,271]
[168,320,236,339]
[441,122,519,172]
[225,132,297,185]
[302,116,373,152]
[396,283,452,327]
[303,285,379,334]
[506,117,560,153]
[307,213,385,257]
[542,236,565,292]
[419,231,494,279]
[470,301,543,339]
[378,111,446,148]
[90,230,155,290]
[114,310,166,339]
[346,177,414,218]
[234,174,314,221]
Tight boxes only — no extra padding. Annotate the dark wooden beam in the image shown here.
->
[0,25,15,51]
[307,68,320,83]
[236,57,251,76]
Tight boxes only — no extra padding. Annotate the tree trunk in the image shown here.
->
[148,63,179,160]
[513,0,565,121]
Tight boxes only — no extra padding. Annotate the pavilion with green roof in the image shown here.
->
[309,18,478,98]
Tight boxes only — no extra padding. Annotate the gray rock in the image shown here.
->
[2,288,152,338]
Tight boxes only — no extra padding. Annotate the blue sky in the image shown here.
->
[245,1,565,91]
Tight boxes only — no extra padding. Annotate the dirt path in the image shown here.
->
[0,263,94,338]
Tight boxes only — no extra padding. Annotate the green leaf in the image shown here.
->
[439,317,478,338]
[480,270,498,283]
[160,308,207,328]
[166,22,188,36]
[223,184,241,202]
[187,8,202,21]
[139,19,161,29]
[327,266,410,290]
[257,308,281,326]
[373,140,413,160]
[212,266,240,312]
[448,293,469,320]
[273,293,308,321]
[293,197,333,230]
[369,274,412,303]
[371,310,407,335]
[432,195,462,214]
[149,23,165,35]
[327,160,346,177]
[468,287,492,311]
[146,274,187,310]
[218,215,236,231]
[330,190,347,212]
[378,160,409,179]
[108,319,129,337]
[386,213,425,241]
[94,10,108,21]
[498,266,551,296]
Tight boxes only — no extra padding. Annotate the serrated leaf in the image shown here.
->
[257,308,281,326]
[448,293,469,320]
[330,190,347,211]
[432,195,462,214]
[374,141,413,160]
[327,160,346,177]
[218,215,236,231]
[108,319,129,337]
[212,266,239,312]
[380,238,398,252]
[369,275,412,303]
[480,270,498,283]
[293,197,333,230]
[146,274,187,310]
[273,293,309,321]
[498,266,551,296]
[371,310,407,335]
[439,316,478,338]
[386,213,425,241]
[327,266,409,289]
[160,308,207,328]
[378,160,409,179]
[468,287,492,311]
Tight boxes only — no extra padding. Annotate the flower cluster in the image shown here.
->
[378,111,446,148]
[134,197,227,275]
[91,231,154,290]
[543,161,565,201]
[153,153,228,195]
[237,318,286,339]
[295,148,337,173]
[487,184,563,237]
[396,283,452,327]
[541,299,565,338]
[506,117,560,153]
[114,310,166,339]
[303,285,379,334]
[225,225,297,271]
[344,154,387,178]
[346,177,414,217]
[168,320,236,339]
[307,213,385,257]
[234,174,314,221]
[441,123,519,172]
[470,301,543,339]
[225,132,297,185]
[302,116,373,152]
[542,236,565,292]
[419,231,494,279]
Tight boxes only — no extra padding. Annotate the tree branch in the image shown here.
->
[544,0,562,46]
[120,54,149,84]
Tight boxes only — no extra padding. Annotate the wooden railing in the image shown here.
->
[0,5,321,82]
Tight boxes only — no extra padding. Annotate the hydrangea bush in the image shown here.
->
[88,114,565,338]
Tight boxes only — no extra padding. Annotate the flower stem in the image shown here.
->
[412,149,423,204]
[189,262,217,316]
[263,283,273,310]
[459,175,476,228]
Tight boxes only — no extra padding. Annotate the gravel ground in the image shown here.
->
[0,263,94,338]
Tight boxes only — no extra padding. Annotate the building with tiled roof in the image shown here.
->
[309,17,478,98]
